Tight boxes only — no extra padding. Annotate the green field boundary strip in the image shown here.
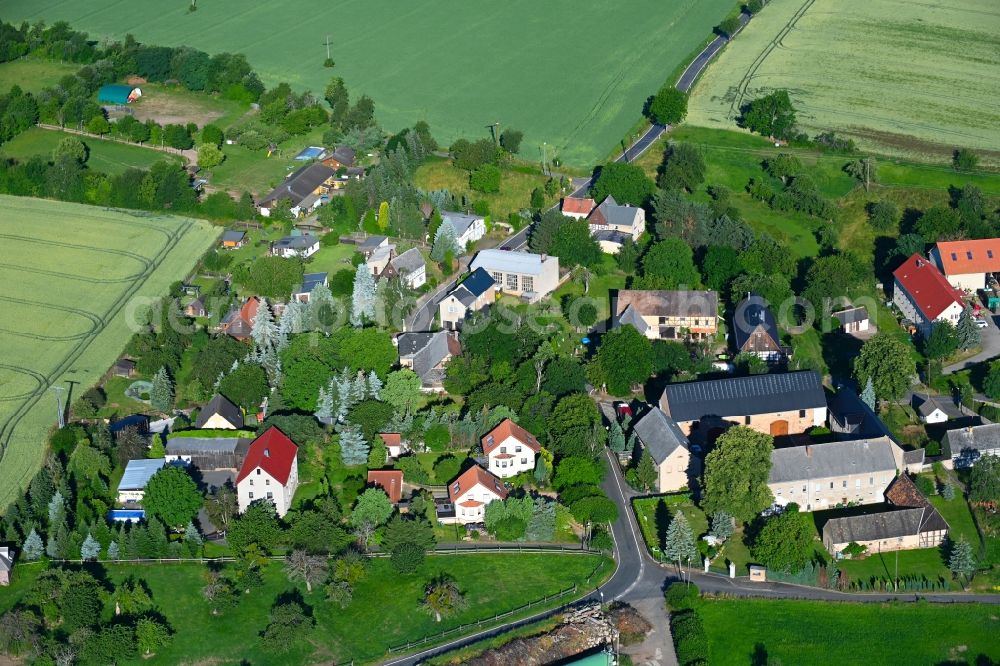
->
[0,196,219,509]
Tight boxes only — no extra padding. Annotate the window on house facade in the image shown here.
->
[507,273,519,291]
[267,492,273,499]
[799,409,806,418]
[249,480,254,486]
[491,271,502,284]
[249,492,254,499]
[745,416,751,425]
[256,469,261,475]
[521,458,527,465]
[842,480,847,488]
[523,276,534,293]
[855,479,861,489]
[515,446,522,453]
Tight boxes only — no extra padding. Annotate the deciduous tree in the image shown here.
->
[143,465,203,529]
[854,333,916,401]
[648,87,687,125]
[702,427,774,523]
[284,549,329,592]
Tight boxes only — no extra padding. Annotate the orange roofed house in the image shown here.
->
[930,239,1000,291]
[481,419,541,478]
[219,297,260,341]
[893,254,965,336]
[561,196,596,219]
[236,426,299,517]
[367,470,404,504]
[447,465,508,524]
[378,433,410,459]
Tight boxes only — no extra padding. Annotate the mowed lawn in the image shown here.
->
[9,554,611,664]
[0,196,218,509]
[687,0,1000,163]
[0,58,79,93]
[1,0,737,166]
[0,127,182,174]
[698,598,1000,665]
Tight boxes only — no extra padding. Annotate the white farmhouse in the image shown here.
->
[446,465,508,524]
[236,426,299,517]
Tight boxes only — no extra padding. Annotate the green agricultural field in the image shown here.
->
[0,196,218,509]
[0,127,182,174]
[698,598,1000,665]
[1,0,738,166]
[0,57,79,93]
[686,0,1000,163]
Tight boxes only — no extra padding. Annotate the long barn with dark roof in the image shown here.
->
[658,370,827,438]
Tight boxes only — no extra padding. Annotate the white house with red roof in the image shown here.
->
[481,419,541,478]
[447,465,508,524]
[379,433,409,459]
[893,254,965,336]
[561,196,596,220]
[236,426,299,517]
[930,239,1000,291]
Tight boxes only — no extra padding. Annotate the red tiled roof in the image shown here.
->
[934,239,1000,275]
[240,297,260,325]
[562,197,595,216]
[236,426,297,485]
[379,433,402,448]
[893,254,964,321]
[446,333,463,357]
[367,469,403,504]
[458,499,483,508]
[481,419,541,455]
[448,464,508,503]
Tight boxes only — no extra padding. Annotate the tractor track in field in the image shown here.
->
[0,213,191,498]
[0,295,103,341]
[728,0,816,120]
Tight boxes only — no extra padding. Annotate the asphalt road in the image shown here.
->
[675,12,750,93]
[943,309,1000,374]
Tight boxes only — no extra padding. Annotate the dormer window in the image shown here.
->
[951,252,957,261]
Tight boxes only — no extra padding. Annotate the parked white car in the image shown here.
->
[974,319,989,329]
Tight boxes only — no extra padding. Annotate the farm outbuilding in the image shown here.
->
[98,84,142,104]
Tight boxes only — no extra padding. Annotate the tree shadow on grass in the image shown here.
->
[654,498,671,551]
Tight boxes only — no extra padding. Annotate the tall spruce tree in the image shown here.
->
[339,426,370,466]
[351,264,377,327]
[860,377,876,411]
[431,220,460,261]
[367,370,383,399]
[150,367,174,413]
[956,305,981,350]
[663,512,698,571]
[80,533,100,560]
[22,528,44,560]
[251,297,280,357]
[949,537,976,582]
[636,448,658,491]
[315,386,333,423]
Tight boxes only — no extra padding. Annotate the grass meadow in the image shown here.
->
[0,127,183,174]
[1,0,738,166]
[0,196,218,509]
[686,0,1000,164]
[0,57,79,93]
[698,598,1000,665]
[7,553,611,664]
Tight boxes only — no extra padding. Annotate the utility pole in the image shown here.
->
[541,142,548,176]
[50,386,66,429]
[325,34,331,61]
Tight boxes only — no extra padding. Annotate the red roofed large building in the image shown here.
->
[930,239,1000,291]
[893,254,965,336]
[481,419,541,478]
[236,426,299,517]
[367,469,404,504]
[447,465,508,524]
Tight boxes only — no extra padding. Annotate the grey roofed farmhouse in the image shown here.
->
[660,371,826,424]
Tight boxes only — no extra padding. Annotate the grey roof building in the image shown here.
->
[259,162,335,210]
[944,424,1000,468]
[119,459,168,494]
[442,211,482,239]
[769,437,898,485]
[194,394,244,430]
[390,248,426,276]
[660,371,826,424]
[633,408,690,464]
[733,293,783,359]
[397,330,461,389]
[166,436,253,470]
[823,506,948,545]
[358,235,389,256]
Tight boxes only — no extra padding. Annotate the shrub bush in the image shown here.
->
[390,542,425,573]
[670,608,708,666]
[664,582,700,610]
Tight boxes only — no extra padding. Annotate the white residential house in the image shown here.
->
[469,249,560,302]
[379,433,410,459]
[439,268,496,330]
[442,211,487,249]
[236,426,299,517]
[387,248,427,289]
[930,239,1000,291]
[481,419,541,478]
[916,395,949,424]
[271,234,319,259]
[944,424,1000,469]
[893,254,965,336]
[446,465,508,524]
[365,243,396,277]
